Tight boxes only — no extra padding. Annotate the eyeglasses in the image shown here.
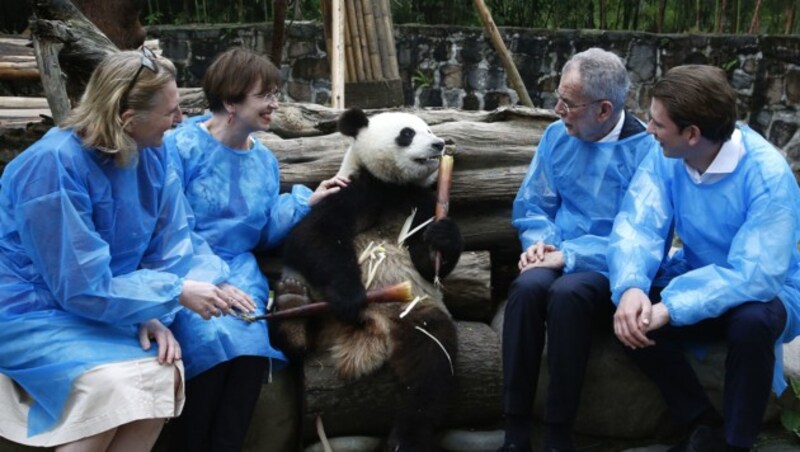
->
[554,90,603,115]
[252,89,282,103]
[125,47,158,99]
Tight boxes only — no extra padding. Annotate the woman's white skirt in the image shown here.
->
[0,357,184,447]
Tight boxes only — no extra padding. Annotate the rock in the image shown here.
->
[304,436,382,452]
[438,429,505,451]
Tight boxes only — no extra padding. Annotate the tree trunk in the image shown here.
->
[301,321,502,441]
[657,0,666,32]
[785,2,796,35]
[598,0,606,29]
[28,0,119,123]
[271,0,286,66]
[748,0,763,34]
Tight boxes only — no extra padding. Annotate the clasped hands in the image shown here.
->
[140,280,260,364]
[519,241,565,272]
[613,287,671,349]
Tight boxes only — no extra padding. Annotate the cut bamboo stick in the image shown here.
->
[344,0,366,82]
[343,3,357,83]
[352,0,373,81]
[372,0,393,80]
[377,0,400,79]
[359,0,384,80]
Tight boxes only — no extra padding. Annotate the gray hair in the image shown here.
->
[563,48,630,113]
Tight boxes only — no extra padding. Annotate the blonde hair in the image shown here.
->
[61,50,177,166]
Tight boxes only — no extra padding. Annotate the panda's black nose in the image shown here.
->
[432,141,444,152]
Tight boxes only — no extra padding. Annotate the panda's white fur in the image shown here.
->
[336,111,443,187]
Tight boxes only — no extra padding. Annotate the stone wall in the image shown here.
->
[148,22,800,167]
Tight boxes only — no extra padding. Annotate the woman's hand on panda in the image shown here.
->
[309,175,350,206]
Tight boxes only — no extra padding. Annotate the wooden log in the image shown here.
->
[441,251,492,321]
[473,0,534,107]
[0,62,40,80]
[0,97,50,109]
[258,117,544,206]
[30,0,120,101]
[358,0,383,80]
[301,320,502,441]
[262,102,556,139]
[31,35,70,125]
[330,0,345,109]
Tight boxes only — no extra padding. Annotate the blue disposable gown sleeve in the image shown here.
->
[608,152,673,304]
[560,234,611,274]
[14,157,184,326]
[257,163,312,249]
[659,166,799,326]
[511,134,562,251]
[139,165,230,326]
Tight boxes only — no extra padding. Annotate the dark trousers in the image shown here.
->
[502,269,613,437]
[627,292,787,448]
[176,356,269,452]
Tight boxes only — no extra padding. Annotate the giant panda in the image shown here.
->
[275,107,463,451]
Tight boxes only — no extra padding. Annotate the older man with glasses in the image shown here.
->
[497,47,660,452]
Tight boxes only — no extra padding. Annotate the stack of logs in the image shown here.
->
[0,37,38,82]
[321,0,403,108]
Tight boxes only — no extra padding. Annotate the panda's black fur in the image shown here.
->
[275,108,463,451]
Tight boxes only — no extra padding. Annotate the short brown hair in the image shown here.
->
[202,47,281,112]
[652,65,737,143]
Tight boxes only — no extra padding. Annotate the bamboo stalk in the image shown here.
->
[242,281,414,322]
[352,0,373,80]
[372,0,393,80]
[342,1,357,83]
[359,0,384,80]
[345,0,366,81]
[434,145,456,283]
[473,0,534,107]
[377,0,400,79]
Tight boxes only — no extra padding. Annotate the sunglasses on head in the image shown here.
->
[124,46,158,100]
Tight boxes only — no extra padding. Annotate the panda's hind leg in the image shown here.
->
[272,277,313,360]
[386,304,457,452]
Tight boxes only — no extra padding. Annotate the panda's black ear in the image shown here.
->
[339,108,369,137]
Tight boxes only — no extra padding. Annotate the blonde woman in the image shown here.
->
[0,49,242,451]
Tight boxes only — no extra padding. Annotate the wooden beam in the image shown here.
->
[330,0,345,108]
[473,0,534,107]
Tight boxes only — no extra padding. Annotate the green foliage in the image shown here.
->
[412,70,433,88]
[136,0,799,35]
[144,11,164,26]
[781,377,800,438]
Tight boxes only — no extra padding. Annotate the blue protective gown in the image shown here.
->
[164,115,313,379]
[512,119,660,275]
[608,125,800,394]
[0,127,229,436]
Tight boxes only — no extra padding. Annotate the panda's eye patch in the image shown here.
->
[396,127,416,147]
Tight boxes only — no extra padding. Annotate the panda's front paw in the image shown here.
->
[423,217,464,256]
[329,292,368,326]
